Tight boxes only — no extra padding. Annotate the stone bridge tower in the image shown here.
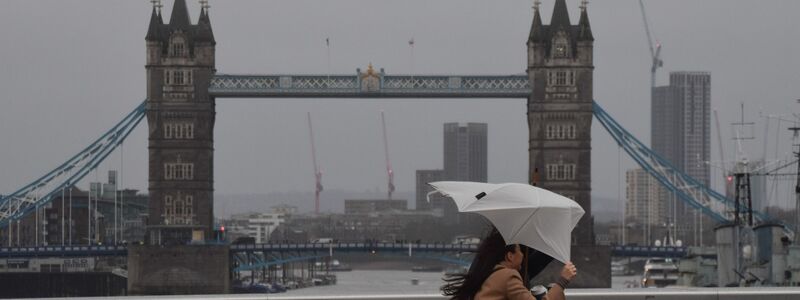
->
[527,0,595,246]
[145,0,216,245]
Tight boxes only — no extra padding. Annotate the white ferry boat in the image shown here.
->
[641,258,679,288]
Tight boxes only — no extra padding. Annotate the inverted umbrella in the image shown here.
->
[428,181,584,263]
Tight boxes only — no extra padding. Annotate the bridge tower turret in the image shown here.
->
[527,0,595,246]
[145,0,216,245]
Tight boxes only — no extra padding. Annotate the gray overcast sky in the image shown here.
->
[1,1,799,210]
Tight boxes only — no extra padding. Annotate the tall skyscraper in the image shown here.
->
[415,122,486,225]
[651,86,681,166]
[671,72,711,186]
[651,71,711,244]
[443,123,488,183]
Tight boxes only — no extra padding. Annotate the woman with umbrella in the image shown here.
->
[441,228,577,300]
[430,182,585,300]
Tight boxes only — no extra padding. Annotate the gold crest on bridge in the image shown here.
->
[360,63,380,92]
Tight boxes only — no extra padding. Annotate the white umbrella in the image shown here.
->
[428,181,584,263]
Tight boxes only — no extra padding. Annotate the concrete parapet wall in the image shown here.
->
[313,288,800,300]
[127,244,229,295]
[51,287,800,300]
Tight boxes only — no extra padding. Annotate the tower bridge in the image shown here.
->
[135,0,601,249]
[0,0,792,295]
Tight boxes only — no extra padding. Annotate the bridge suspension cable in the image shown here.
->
[593,101,794,238]
[0,101,146,229]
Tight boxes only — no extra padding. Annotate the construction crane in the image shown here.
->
[638,0,663,88]
[714,110,727,182]
[381,111,395,200]
[307,112,323,214]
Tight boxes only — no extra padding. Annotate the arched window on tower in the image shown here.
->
[174,70,184,85]
[164,159,194,180]
[164,195,174,224]
[164,121,194,140]
[548,70,575,87]
[556,71,567,85]
[568,124,576,139]
[185,195,194,224]
[175,198,184,216]
[171,36,186,57]
[185,196,193,214]
[547,123,578,140]
[546,162,577,180]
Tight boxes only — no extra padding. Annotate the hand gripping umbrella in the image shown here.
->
[428,181,584,264]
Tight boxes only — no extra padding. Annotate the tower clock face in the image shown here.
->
[556,45,566,57]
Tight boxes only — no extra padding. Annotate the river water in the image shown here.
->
[282,271,641,296]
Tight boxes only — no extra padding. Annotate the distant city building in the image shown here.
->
[344,199,407,215]
[415,169,445,211]
[437,122,488,226]
[226,210,288,243]
[651,86,681,166]
[444,123,488,183]
[246,213,285,243]
[270,204,299,216]
[625,168,667,245]
[273,209,445,243]
[651,71,711,244]
[625,168,664,225]
[671,72,711,186]
[0,171,148,247]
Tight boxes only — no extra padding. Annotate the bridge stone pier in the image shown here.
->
[128,245,229,295]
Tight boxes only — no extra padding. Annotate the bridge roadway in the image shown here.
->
[0,243,688,258]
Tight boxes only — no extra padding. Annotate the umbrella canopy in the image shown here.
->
[429,181,584,263]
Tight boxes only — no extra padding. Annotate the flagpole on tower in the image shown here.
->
[408,38,415,87]
[326,38,331,88]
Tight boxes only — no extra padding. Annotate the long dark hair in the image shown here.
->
[441,227,520,300]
